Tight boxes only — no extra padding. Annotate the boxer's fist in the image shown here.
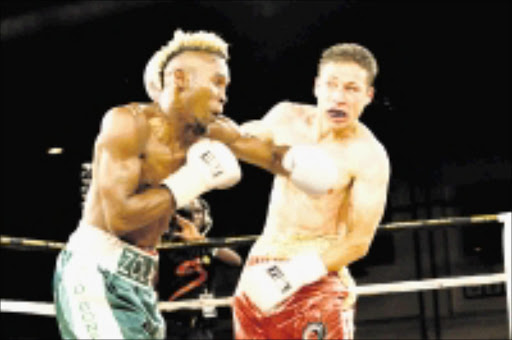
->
[206,115,241,145]
[163,139,241,208]
[186,139,241,189]
[239,252,327,313]
[282,145,338,195]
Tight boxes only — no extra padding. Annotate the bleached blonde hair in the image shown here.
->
[144,29,229,101]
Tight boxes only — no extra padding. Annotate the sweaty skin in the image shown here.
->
[82,51,231,249]
[83,104,186,248]
[247,102,389,269]
[238,101,388,308]
[208,61,390,305]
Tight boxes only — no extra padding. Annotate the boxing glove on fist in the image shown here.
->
[163,139,241,208]
[240,252,328,313]
[282,145,338,195]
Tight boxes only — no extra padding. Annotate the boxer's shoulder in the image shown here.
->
[344,123,386,154]
[359,124,388,160]
[97,104,151,154]
[348,124,390,176]
[274,101,313,115]
[107,102,158,121]
[267,101,315,126]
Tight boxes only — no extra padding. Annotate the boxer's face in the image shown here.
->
[314,61,373,133]
[170,52,230,127]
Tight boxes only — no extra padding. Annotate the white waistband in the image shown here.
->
[66,221,158,288]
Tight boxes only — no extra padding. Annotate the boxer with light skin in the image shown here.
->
[207,43,390,339]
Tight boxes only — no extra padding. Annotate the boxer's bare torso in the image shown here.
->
[248,102,389,267]
[83,103,194,249]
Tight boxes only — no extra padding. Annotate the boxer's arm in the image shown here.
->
[208,102,338,194]
[97,107,174,234]
[228,136,290,176]
[321,145,390,272]
[207,102,291,176]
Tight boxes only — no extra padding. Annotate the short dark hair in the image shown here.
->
[318,43,378,86]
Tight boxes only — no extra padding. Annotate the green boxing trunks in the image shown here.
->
[53,222,165,339]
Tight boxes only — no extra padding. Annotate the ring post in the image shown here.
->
[498,212,511,340]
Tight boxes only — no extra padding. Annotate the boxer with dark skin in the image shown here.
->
[53,30,242,339]
[53,29,334,340]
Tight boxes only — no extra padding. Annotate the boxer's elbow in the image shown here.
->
[104,206,131,234]
[323,242,368,271]
[102,194,144,233]
[353,243,371,260]
[343,242,371,265]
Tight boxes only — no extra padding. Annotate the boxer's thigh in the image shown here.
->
[272,288,354,339]
[300,294,355,340]
[232,294,266,340]
[54,254,124,339]
[102,271,165,339]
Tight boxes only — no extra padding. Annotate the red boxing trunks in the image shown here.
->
[233,258,355,340]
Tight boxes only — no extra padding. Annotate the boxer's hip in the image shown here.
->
[233,258,353,339]
[239,255,345,291]
[235,255,347,312]
[53,222,165,339]
[62,221,159,289]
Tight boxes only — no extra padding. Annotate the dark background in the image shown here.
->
[2,1,510,240]
[1,1,510,338]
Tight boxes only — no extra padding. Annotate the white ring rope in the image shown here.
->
[1,300,55,317]
[1,273,507,316]
[1,212,510,340]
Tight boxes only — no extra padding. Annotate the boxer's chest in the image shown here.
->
[323,143,355,191]
[139,135,186,186]
[275,123,356,192]
[273,118,314,145]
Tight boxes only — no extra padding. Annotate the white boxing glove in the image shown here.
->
[240,252,327,313]
[163,139,241,208]
[282,145,338,195]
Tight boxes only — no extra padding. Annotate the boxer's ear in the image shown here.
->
[173,68,188,92]
[313,76,320,99]
[363,86,375,106]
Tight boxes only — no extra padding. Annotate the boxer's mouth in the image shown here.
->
[328,109,347,119]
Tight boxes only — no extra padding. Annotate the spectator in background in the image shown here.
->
[159,197,241,339]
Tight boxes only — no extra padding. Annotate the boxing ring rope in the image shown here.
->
[1,273,508,314]
[1,212,511,339]
[0,236,65,251]
[0,213,504,251]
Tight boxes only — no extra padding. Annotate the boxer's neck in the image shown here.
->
[166,110,203,148]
